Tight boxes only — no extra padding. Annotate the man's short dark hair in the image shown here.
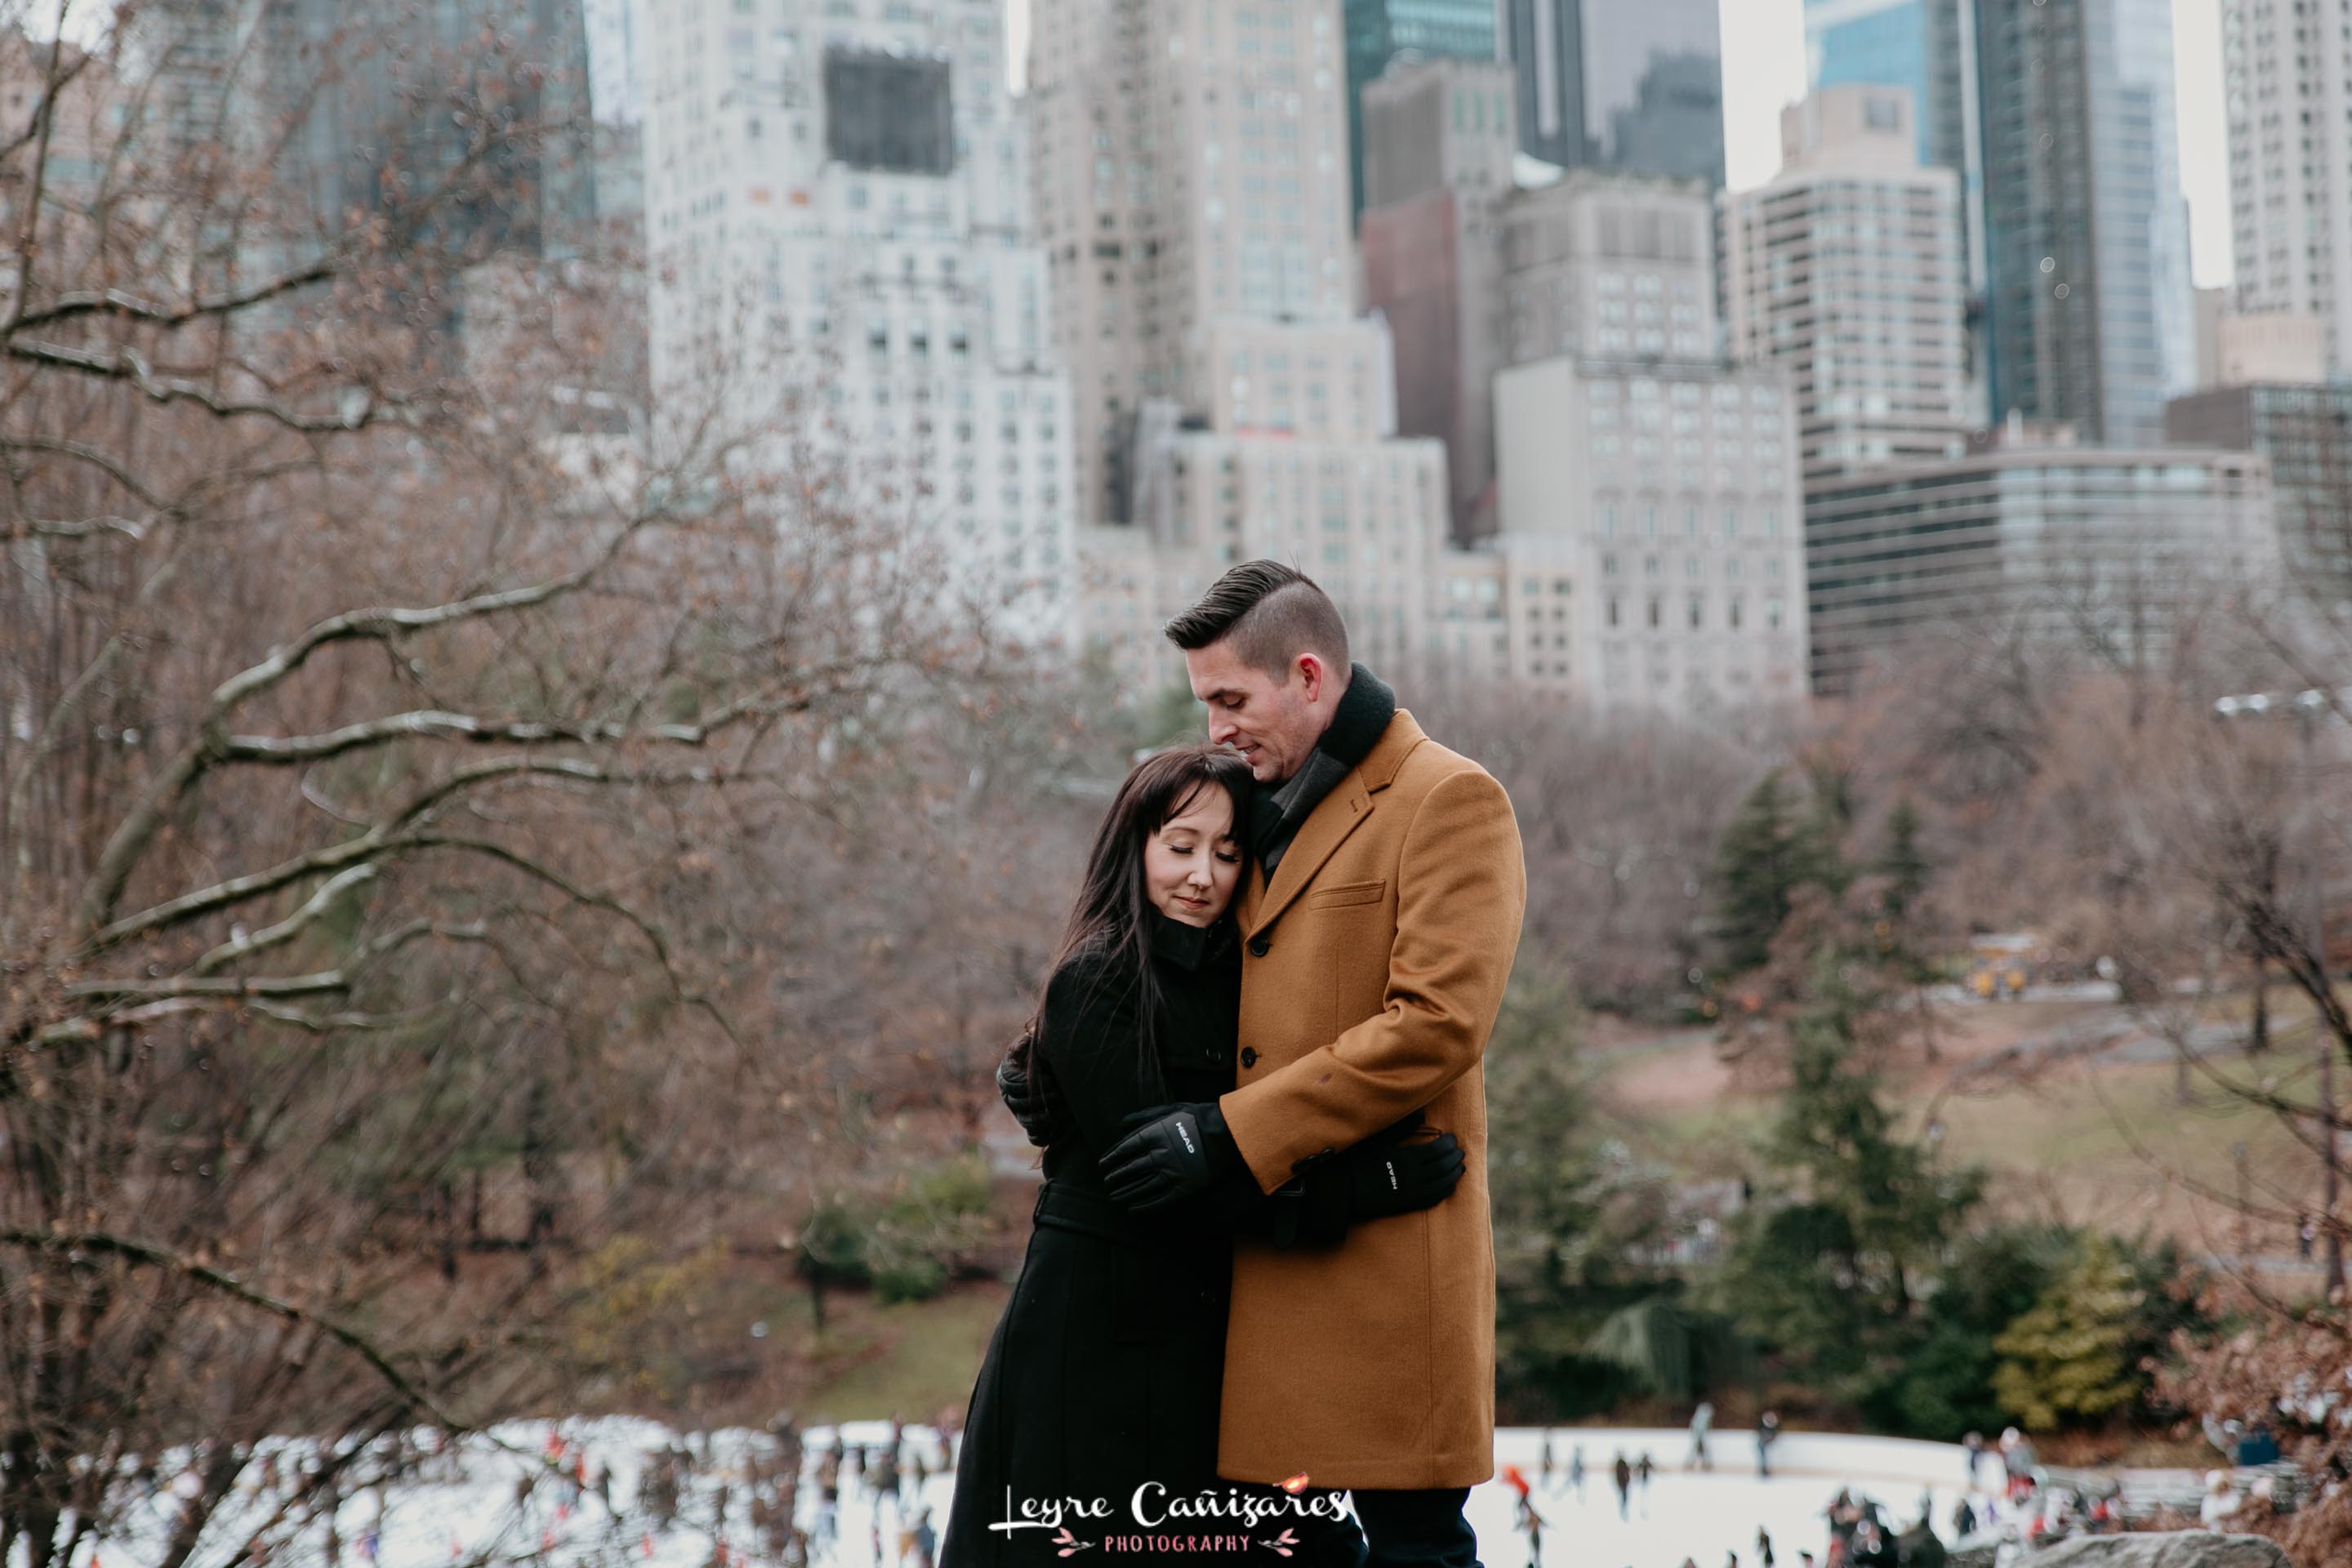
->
[1164,559,1351,680]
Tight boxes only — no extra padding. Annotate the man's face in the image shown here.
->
[1184,640,1326,783]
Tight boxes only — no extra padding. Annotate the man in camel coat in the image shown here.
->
[1101,559,1526,1568]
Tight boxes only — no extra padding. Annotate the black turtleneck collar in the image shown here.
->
[1148,908,1232,971]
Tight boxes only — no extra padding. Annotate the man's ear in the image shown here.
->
[1296,653,1327,704]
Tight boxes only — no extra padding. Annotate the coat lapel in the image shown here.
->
[1241,710,1430,940]
[1245,777,1375,938]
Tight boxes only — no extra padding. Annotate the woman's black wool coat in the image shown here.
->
[940,911,1261,1566]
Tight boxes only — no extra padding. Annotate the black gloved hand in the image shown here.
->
[996,1044,1059,1148]
[1098,1102,1244,1212]
[1344,1130,1466,1221]
[1282,1116,1463,1248]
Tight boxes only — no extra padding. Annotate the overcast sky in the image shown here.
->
[1004,0,2236,288]
[1719,0,2232,287]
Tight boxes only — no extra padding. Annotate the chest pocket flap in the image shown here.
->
[1305,878,1387,911]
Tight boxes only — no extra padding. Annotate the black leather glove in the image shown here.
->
[1098,1102,1245,1212]
[1346,1130,1467,1219]
[1286,1126,1467,1247]
[996,1044,1059,1148]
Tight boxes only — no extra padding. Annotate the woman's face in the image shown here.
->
[1143,784,1242,927]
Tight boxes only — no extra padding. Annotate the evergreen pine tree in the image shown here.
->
[1878,796,1932,920]
[1714,771,1802,974]
[1713,770,1846,973]
[1991,1236,2147,1429]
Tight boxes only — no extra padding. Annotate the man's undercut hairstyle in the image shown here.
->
[1164,559,1351,680]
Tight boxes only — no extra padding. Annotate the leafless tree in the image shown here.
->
[0,6,1069,1566]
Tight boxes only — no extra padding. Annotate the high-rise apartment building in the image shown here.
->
[1500,0,1725,186]
[1806,425,2278,692]
[1973,0,2194,446]
[2221,0,2352,376]
[1029,0,1364,528]
[638,0,1076,643]
[1034,0,1455,692]
[1722,87,1969,480]
[1359,57,1520,538]
[1341,0,1499,225]
[1483,175,1809,716]
[1494,356,1810,715]
[1802,0,1977,229]
[1499,172,1721,368]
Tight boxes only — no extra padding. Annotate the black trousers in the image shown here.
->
[1214,1484,1481,1568]
[1218,1481,1366,1566]
[1354,1488,1479,1568]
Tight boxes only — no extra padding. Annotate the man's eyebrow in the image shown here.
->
[1197,685,1241,704]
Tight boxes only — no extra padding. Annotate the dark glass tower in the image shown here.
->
[1343,0,1501,224]
[1501,0,1724,186]
[1972,0,2193,444]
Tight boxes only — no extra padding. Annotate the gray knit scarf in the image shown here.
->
[1250,662,1397,874]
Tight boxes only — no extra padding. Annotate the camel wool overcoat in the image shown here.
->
[1214,707,1526,1493]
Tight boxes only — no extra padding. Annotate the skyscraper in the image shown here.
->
[1032,0,1454,690]
[1501,0,1725,187]
[1358,57,1519,537]
[1973,0,2194,446]
[2221,0,2352,376]
[1341,0,1499,224]
[1489,176,1812,716]
[1802,0,1980,291]
[637,0,1076,643]
[1722,87,1970,479]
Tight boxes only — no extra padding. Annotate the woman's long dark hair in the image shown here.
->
[1009,746,1254,1098]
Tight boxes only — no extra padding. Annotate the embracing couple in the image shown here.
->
[939,562,1527,1566]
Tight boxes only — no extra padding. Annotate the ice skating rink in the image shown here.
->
[61,1417,1984,1568]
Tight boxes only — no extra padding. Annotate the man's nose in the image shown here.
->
[1206,712,1236,745]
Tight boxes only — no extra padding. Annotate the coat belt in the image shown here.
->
[1031,1178,1155,1248]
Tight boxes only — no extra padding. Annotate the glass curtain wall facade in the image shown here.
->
[1343,0,1500,224]
[1974,0,2192,445]
[1503,0,1724,186]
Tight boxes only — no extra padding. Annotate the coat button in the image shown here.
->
[1247,934,1270,957]
[1240,1048,1258,1068]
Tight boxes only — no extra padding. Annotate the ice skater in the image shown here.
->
[1687,1401,1714,1472]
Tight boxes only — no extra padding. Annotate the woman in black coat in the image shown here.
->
[939,747,1465,1566]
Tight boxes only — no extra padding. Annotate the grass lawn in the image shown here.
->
[795,1283,1009,1427]
[1593,1009,2328,1258]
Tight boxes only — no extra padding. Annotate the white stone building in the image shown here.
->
[636,0,1077,644]
[1720,86,1971,480]
[1494,357,1810,715]
[2223,0,2352,377]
